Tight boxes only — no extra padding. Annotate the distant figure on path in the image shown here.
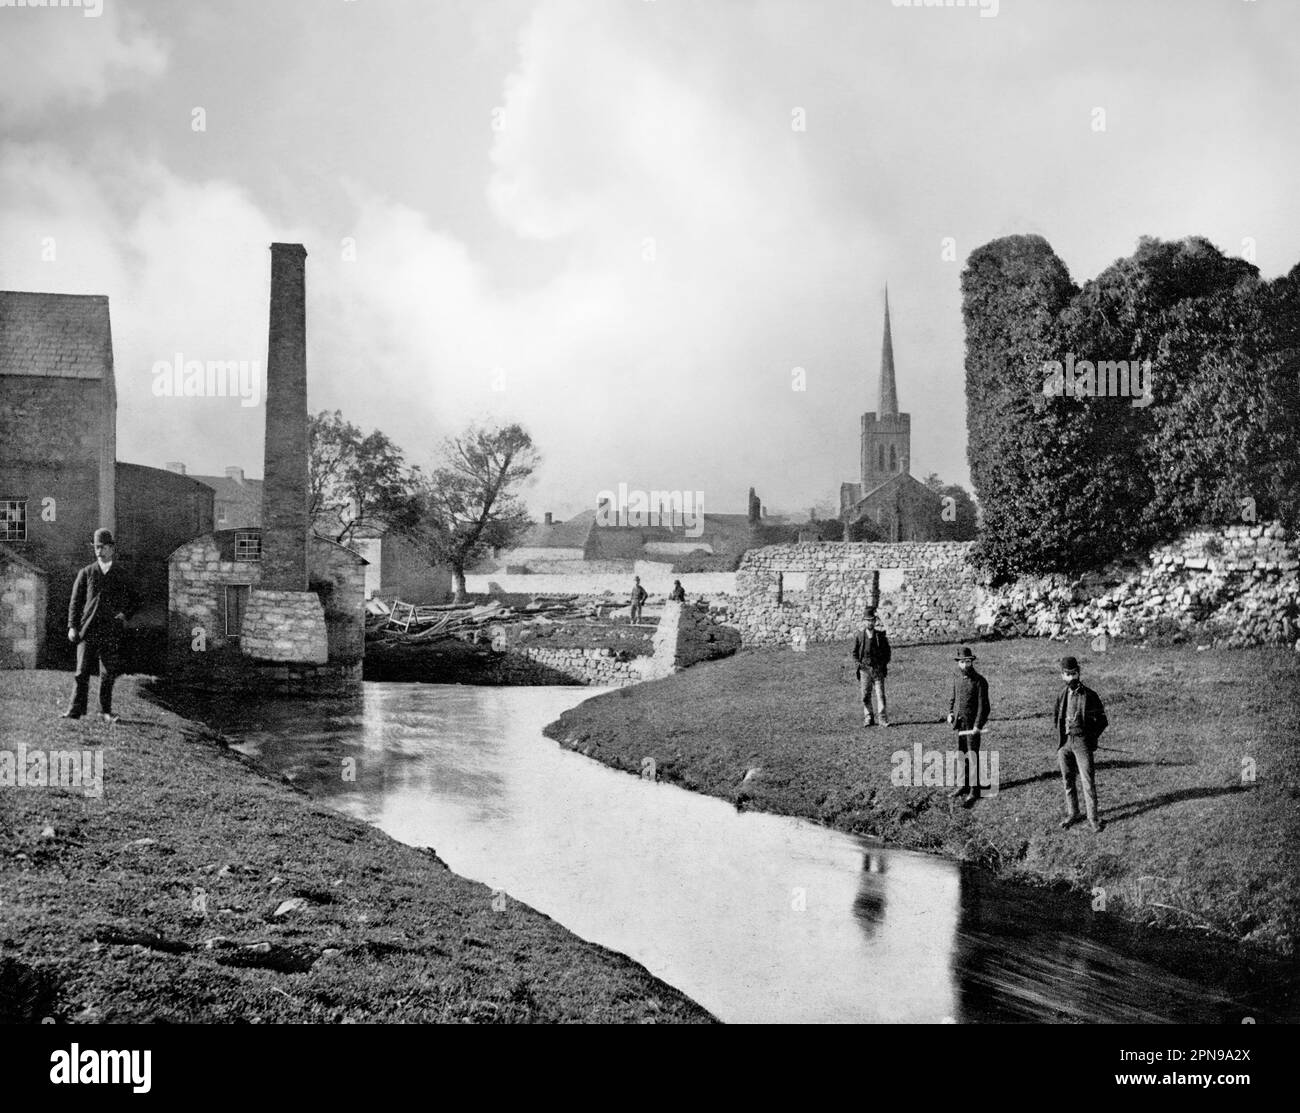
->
[850,607,891,728]
[947,647,990,806]
[629,575,648,623]
[1053,655,1108,833]
[668,580,686,603]
[63,528,140,724]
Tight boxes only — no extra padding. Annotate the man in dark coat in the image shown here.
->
[629,575,648,623]
[668,580,686,603]
[62,528,140,723]
[850,608,891,727]
[947,647,990,806]
[1053,655,1108,832]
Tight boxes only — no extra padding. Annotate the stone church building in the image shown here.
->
[839,291,945,541]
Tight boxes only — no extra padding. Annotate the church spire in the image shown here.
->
[879,285,898,416]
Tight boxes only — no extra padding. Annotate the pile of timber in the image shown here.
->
[372,594,608,644]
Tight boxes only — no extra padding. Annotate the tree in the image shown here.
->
[962,233,1300,578]
[407,423,539,602]
[309,410,421,545]
[923,473,978,540]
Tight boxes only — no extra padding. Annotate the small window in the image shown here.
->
[877,446,885,471]
[235,531,261,561]
[0,499,26,542]
[889,445,898,472]
[225,584,250,639]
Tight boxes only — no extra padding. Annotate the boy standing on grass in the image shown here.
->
[947,647,990,807]
[1054,655,1107,833]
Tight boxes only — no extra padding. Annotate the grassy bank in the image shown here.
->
[0,670,713,1023]
[544,637,1300,956]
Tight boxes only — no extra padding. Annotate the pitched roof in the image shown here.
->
[191,473,265,503]
[0,291,113,380]
[514,509,595,549]
[853,471,941,507]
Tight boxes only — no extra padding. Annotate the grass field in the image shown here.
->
[0,671,713,1024]
[544,636,1300,956]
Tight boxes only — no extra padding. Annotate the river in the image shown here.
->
[198,682,1292,1024]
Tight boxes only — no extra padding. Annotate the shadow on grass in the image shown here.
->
[1103,783,1254,824]
[998,759,1196,794]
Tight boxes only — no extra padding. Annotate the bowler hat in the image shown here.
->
[93,528,115,546]
[955,647,977,661]
[1059,655,1080,672]
[864,607,877,618]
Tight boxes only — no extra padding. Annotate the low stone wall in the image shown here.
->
[485,602,739,686]
[728,541,978,646]
[466,562,736,599]
[723,526,1300,652]
[979,523,1300,647]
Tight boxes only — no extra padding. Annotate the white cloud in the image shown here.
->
[0,0,167,125]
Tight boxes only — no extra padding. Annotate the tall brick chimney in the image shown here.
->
[238,243,327,666]
[261,243,309,590]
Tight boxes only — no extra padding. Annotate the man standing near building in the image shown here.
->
[850,607,891,728]
[947,647,990,806]
[629,575,648,624]
[62,528,140,723]
[1054,655,1107,833]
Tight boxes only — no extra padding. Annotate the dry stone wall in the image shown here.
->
[723,526,1300,651]
[728,542,978,645]
[979,522,1300,648]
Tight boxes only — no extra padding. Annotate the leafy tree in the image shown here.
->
[922,473,978,540]
[963,234,1300,578]
[407,423,539,601]
[309,410,421,544]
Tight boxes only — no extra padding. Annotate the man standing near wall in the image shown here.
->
[629,575,648,624]
[1053,655,1107,833]
[850,607,891,728]
[948,647,990,806]
[62,528,140,723]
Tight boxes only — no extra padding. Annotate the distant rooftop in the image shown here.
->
[0,291,113,380]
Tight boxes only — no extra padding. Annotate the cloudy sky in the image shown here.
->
[2,0,1297,520]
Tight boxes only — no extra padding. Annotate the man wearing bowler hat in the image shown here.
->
[947,647,990,806]
[1054,655,1108,832]
[850,607,891,727]
[62,528,140,723]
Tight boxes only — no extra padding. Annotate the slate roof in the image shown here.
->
[0,291,113,380]
[515,509,596,549]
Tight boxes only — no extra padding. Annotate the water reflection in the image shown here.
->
[208,683,1292,1024]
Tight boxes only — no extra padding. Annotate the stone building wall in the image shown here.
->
[0,546,47,669]
[729,541,978,646]
[0,375,114,664]
[167,531,366,692]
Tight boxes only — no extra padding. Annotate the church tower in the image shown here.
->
[859,287,911,491]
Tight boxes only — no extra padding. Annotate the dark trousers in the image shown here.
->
[68,635,121,715]
[1058,736,1098,822]
[957,727,982,796]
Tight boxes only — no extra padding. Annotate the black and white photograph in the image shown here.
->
[0,0,1296,1088]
